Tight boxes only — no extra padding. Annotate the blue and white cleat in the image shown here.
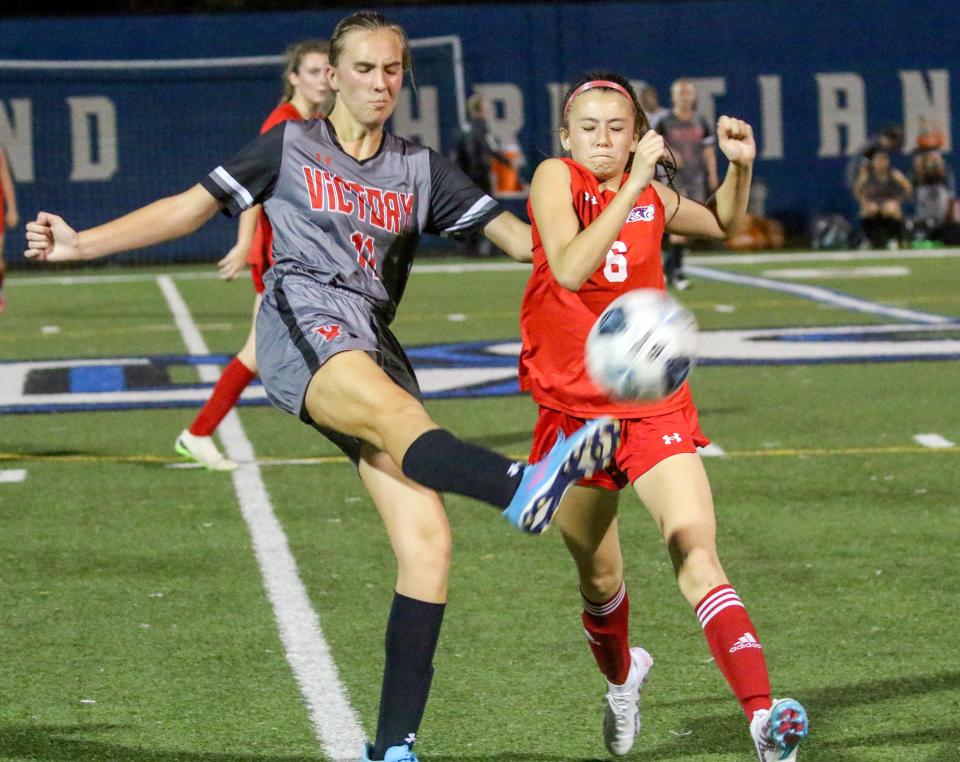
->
[502,417,620,534]
[361,742,419,762]
[750,698,809,762]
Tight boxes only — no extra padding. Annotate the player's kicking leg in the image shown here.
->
[502,418,621,533]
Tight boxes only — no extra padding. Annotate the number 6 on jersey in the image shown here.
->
[603,240,628,283]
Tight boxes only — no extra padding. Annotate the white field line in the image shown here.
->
[0,469,27,483]
[686,265,955,324]
[14,247,960,287]
[913,433,956,449]
[155,275,364,761]
[760,266,911,279]
[698,443,727,457]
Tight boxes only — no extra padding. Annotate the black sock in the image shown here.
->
[372,593,446,758]
[401,429,523,510]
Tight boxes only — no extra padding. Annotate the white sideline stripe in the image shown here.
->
[913,433,956,449]
[698,443,726,457]
[155,275,364,760]
[686,265,955,325]
[761,266,910,279]
[13,246,960,287]
[0,469,27,483]
[0,55,287,70]
[686,247,960,265]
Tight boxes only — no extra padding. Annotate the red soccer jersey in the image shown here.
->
[519,158,693,418]
[246,103,321,272]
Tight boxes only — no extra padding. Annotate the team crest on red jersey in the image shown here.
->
[313,324,342,342]
[626,204,656,223]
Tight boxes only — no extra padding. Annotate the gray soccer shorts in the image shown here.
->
[256,270,421,462]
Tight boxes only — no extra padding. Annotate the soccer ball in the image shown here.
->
[585,289,699,401]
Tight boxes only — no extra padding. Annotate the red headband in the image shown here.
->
[563,80,634,121]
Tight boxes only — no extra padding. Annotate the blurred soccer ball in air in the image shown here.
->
[585,289,699,401]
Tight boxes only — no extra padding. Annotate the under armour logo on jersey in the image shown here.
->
[663,432,682,445]
[313,324,342,342]
[626,204,655,223]
[583,191,599,205]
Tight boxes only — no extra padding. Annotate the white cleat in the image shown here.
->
[175,429,237,471]
[602,646,653,756]
[750,698,809,762]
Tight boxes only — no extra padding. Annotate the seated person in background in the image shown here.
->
[911,122,955,242]
[845,122,903,192]
[853,148,912,248]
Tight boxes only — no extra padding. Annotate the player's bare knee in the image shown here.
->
[668,531,719,575]
[396,524,451,579]
[581,566,623,602]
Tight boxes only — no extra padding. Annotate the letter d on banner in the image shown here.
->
[68,96,118,181]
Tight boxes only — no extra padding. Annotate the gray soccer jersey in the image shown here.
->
[657,113,716,202]
[202,119,503,321]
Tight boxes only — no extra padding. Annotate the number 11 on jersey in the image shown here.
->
[351,230,379,280]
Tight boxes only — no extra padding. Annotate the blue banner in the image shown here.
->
[0,1,955,263]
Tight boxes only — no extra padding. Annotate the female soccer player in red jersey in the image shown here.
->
[176,39,334,470]
[0,146,19,313]
[25,14,618,762]
[521,71,808,761]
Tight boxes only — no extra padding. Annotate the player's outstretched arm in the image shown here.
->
[482,211,533,263]
[25,184,220,263]
[218,205,259,280]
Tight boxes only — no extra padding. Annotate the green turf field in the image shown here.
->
[1,250,958,761]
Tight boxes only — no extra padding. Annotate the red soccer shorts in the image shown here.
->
[529,401,710,490]
[250,258,267,294]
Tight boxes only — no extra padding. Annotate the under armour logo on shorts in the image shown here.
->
[313,324,342,342]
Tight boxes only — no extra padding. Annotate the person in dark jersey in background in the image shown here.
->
[656,78,718,290]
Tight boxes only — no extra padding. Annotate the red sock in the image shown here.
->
[189,357,256,436]
[697,584,772,718]
[582,583,631,685]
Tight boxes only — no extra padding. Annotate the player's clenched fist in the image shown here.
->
[716,115,755,166]
[24,212,80,262]
[628,130,666,191]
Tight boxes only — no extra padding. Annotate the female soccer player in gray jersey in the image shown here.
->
[25,12,619,762]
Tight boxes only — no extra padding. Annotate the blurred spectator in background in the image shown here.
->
[853,148,911,248]
[0,145,19,313]
[845,122,904,191]
[657,78,718,288]
[910,117,955,244]
[640,84,670,131]
[454,93,512,255]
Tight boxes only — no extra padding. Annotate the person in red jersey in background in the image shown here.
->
[0,146,19,313]
[520,71,808,761]
[176,39,334,470]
